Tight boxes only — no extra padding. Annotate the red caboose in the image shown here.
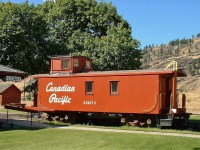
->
[5,56,189,127]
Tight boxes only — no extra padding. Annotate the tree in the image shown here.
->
[0,1,53,74]
[192,35,195,38]
[72,23,141,70]
[175,47,180,54]
[160,47,164,56]
[40,0,141,71]
[0,0,141,73]
[196,33,200,37]
[169,40,175,46]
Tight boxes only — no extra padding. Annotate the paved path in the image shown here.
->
[57,126,200,139]
[1,118,200,139]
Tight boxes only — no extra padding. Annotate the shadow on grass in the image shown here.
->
[0,123,41,131]
[0,119,69,132]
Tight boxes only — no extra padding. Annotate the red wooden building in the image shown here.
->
[0,84,21,106]
[0,64,27,107]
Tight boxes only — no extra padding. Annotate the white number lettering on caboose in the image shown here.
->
[83,100,96,105]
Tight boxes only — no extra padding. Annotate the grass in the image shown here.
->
[0,108,26,114]
[39,120,70,126]
[0,128,200,150]
[1,109,200,149]
[190,115,200,120]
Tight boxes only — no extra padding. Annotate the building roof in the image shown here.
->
[0,64,27,77]
[0,84,21,93]
[0,84,12,93]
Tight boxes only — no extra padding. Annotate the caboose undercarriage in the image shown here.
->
[5,103,190,128]
[46,111,189,128]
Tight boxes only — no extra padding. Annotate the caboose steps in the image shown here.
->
[158,119,173,127]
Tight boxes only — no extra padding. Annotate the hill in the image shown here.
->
[141,36,200,114]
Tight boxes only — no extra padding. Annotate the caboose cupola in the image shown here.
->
[50,56,92,74]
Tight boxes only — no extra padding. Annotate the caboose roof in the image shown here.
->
[50,55,91,60]
[31,68,186,78]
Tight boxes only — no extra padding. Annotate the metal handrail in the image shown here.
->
[170,93,172,109]
[164,60,178,71]
[169,93,180,108]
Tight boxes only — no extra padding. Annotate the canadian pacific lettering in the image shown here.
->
[46,82,75,92]
[49,94,71,105]
[46,82,75,105]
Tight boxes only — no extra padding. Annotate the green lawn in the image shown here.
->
[0,128,200,150]
[0,108,26,114]
[190,115,200,121]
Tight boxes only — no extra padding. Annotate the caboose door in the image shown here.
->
[164,77,172,108]
[160,76,172,109]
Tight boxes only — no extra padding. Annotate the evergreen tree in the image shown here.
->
[196,33,200,37]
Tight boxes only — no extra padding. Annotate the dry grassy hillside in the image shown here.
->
[142,36,200,114]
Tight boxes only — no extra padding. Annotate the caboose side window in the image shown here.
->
[110,81,119,94]
[85,81,93,94]
[86,61,91,69]
[74,59,79,67]
[61,59,70,69]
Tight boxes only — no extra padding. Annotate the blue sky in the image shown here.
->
[1,0,200,48]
